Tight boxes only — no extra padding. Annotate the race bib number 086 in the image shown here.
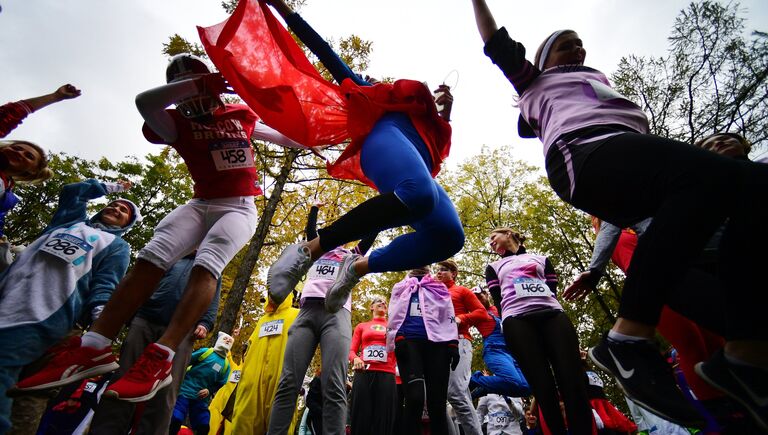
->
[40,233,93,263]
[513,277,552,298]
[210,140,254,171]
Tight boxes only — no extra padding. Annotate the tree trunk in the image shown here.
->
[213,149,299,341]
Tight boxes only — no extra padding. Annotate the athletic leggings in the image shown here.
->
[502,310,595,435]
[317,114,464,273]
[547,132,768,339]
[394,339,452,435]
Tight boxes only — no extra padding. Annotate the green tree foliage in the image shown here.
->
[162,34,207,58]
[612,1,768,150]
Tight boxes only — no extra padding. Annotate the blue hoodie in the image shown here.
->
[0,179,138,367]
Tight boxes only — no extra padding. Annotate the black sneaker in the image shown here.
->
[589,334,706,428]
[695,349,768,432]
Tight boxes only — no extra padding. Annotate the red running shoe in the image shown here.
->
[103,343,172,402]
[14,336,118,391]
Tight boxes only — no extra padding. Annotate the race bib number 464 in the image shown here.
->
[307,259,340,281]
[259,319,284,337]
[40,233,93,263]
[513,277,552,298]
[209,140,254,171]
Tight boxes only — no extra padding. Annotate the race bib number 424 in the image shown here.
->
[209,140,254,171]
[513,277,552,298]
[259,319,284,337]
[40,233,93,263]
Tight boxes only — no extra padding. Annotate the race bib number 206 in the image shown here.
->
[363,345,387,363]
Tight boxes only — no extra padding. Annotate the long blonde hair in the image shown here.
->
[491,227,527,246]
[0,140,53,184]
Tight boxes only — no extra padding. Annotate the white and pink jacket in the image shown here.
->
[386,274,458,351]
[300,247,352,312]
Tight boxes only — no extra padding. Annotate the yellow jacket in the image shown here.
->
[208,354,241,435]
[231,294,299,434]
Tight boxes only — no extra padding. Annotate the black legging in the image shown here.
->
[349,371,397,435]
[394,339,451,435]
[503,310,594,435]
[549,132,768,338]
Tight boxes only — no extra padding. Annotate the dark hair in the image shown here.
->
[695,132,752,155]
[534,30,577,70]
[436,259,458,273]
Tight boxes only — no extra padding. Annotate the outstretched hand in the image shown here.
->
[198,73,235,96]
[54,84,81,101]
[562,271,596,301]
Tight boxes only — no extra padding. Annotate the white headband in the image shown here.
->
[537,30,569,71]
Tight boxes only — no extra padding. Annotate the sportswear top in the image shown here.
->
[143,104,263,199]
[445,280,490,340]
[483,27,649,156]
[486,247,561,320]
[0,173,19,238]
[179,347,230,403]
[349,317,397,374]
[477,394,524,435]
[474,306,501,340]
[0,101,32,138]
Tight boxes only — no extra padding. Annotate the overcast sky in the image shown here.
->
[2,0,766,171]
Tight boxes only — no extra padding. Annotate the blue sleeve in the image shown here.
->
[198,278,222,331]
[46,180,109,232]
[284,13,370,87]
[0,190,20,238]
[85,240,130,316]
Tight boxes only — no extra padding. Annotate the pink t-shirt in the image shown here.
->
[300,247,352,312]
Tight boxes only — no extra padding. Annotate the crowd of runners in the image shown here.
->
[1,0,766,434]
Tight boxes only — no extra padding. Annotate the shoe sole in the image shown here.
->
[588,347,705,429]
[324,255,359,313]
[695,362,768,432]
[104,374,173,403]
[14,361,119,392]
[267,244,310,305]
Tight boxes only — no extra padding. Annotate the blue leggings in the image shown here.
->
[471,344,531,397]
[359,115,464,272]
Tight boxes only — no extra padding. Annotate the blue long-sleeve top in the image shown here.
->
[136,255,221,331]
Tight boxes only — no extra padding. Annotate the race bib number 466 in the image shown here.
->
[259,319,284,337]
[513,277,552,298]
[363,345,387,362]
[210,140,254,171]
[41,233,93,263]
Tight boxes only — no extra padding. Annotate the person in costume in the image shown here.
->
[348,296,398,435]
[0,179,139,433]
[232,0,464,313]
[268,204,376,434]
[386,266,460,435]
[89,254,221,435]
[15,53,305,402]
[470,0,768,429]
[230,293,299,434]
[168,332,233,435]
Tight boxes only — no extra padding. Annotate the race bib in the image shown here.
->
[259,319,284,337]
[587,79,630,102]
[229,370,242,383]
[490,411,513,426]
[513,277,552,298]
[363,345,387,362]
[84,382,98,393]
[307,259,340,280]
[409,299,422,317]
[40,233,93,263]
[587,371,604,388]
[209,140,254,171]
[212,363,222,373]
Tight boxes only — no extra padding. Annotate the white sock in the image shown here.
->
[81,331,112,349]
[608,330,650,343]
[153,342,176,361]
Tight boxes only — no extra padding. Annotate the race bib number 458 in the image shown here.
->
[259,319,284,337]
[209,140,254,171]
[41,233,93,263]
[513,277,552,298]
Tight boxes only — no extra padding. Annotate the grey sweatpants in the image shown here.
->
[89,317,194,435]
[267,300,351,435]
[447,338,482,435]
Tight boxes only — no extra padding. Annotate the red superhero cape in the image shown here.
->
[198,0,451,188]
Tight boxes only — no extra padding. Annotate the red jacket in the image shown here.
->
[0,101,33,138]
[446,281,490,340]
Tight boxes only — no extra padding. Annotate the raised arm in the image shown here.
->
[471,0,500,43]
[267,0,369,87]
[21,84,81,112]
[1,85,81,138]
[135,79,199,143]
